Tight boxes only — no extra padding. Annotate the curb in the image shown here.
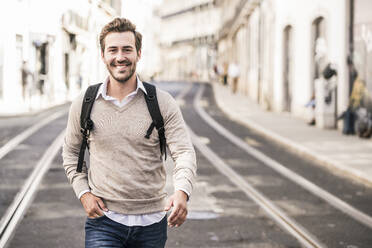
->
[211,82,372,187]
[0,102,71,119]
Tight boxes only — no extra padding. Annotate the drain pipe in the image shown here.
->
[348,0,354,96]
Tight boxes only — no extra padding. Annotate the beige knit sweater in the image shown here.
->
[62,88,196,215]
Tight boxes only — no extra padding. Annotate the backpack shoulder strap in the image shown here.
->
[76,83,102,172]
[80,83,102,130]
[142,82,167,160]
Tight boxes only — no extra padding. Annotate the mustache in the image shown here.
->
[111,60,132,66]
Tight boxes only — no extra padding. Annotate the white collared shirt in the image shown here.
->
[95,76,148,106]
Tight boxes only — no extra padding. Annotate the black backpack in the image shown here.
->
[76,82,167,172]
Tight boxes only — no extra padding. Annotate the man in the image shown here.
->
[21,61,32,100]
[62,18,196,247]
[228,62,240,93]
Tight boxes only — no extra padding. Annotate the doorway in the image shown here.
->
[311,17,325,96]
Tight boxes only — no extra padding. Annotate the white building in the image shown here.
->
[0,0,121,115]
[218,0,365,129]
[353,0,372,102]
[156,0,221,81]
[154,0,372,129]
[121,0,163,81]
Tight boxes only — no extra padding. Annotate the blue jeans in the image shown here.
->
[85,215,167,248]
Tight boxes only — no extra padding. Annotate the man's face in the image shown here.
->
[101,31,141,84]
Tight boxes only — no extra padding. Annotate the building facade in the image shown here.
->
[217,0,372,127]
[218,0,350,122]
[120,0,163,81]
[156,0,221,81]
[155,0,371,127]
[353,0,372,104]
[0,0,121,115]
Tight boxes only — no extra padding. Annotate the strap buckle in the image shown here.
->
[80,128,90,137]
[84,119,94,130]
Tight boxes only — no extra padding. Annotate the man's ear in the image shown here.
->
[137,50,141,61]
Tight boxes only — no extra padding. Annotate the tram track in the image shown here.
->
[0,108,68,248]
[0,109,67,160]
[181,83,372,247]
[188,125,325,247]
[177,84,323,247]
[0,131,65,248]
[194,84,372,230]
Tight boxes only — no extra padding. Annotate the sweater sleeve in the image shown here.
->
[62,94,90,198]
[161,92,197,197]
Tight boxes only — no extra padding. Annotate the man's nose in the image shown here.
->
[116,51,127,61]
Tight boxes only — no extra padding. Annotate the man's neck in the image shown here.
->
[107,74,137,101]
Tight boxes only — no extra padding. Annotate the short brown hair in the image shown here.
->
[99,18,142,54]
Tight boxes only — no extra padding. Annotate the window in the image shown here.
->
[311,17,325,95]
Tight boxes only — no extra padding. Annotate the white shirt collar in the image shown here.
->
[96,75,147,100]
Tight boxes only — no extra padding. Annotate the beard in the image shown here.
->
[106,59,137,84]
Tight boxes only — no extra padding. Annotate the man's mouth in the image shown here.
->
[114,62,131,67]
[113,62,131,71]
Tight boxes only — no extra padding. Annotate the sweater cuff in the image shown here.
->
[174,178,193,198]
[72,179,90,199]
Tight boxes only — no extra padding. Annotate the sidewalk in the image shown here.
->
[212,83,372,187]
[0,95,69,117]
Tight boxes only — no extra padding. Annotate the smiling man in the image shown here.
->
[62,18,197,248]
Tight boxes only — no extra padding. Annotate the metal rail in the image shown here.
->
[193,84,372,230]
[188,127,325,248]
[178,83,325,247]
[0,109,67,161]
[0,131,65,248]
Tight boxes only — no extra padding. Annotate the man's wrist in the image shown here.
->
[176,189,189,201]
[78,189,91,200]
